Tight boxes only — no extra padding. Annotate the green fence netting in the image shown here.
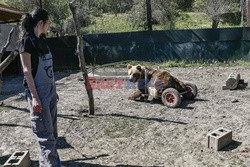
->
[45,27,250,68]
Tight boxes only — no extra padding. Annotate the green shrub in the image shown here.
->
[221,12,241,25]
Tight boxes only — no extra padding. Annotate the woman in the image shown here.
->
[19,8,62,167]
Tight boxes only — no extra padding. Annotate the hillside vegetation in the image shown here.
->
[81,12,242,34]
[0,0,243,35]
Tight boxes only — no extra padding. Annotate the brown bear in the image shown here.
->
[127,64,186,100]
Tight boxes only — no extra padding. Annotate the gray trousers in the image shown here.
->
[26,83,61,167]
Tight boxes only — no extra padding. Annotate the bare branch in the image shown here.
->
[198,0,234,28]
[0,51,19,74]
[69,1,80,36]
[0,27,15,62]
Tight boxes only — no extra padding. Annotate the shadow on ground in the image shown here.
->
[2,154,162,167]
[95,113,188,125]
[0,71,77,102]
[57,137,74,149]
[179,98,209,109]
[134,97,208,110]
[220,140,242,151]
[2,104,81,121]
[0,123,30,129]
[0,154,11,166]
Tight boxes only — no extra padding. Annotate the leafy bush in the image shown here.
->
[221,12,241,25]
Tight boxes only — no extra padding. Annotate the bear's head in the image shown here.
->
[127,64,143,83]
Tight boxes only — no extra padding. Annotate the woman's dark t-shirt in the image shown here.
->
[19,32,50,87]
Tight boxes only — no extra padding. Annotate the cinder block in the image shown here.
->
[4,151,31,167]
[207,128,232,151]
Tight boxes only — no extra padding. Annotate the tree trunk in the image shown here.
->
[39,0,42,8]
[146,0,152,31]
[114,0,118,16]
[69,1,95,115]
[119,0,122,13]
[241,0,247,26]
[212,16,220,29]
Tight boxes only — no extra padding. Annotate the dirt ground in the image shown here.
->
[1,66,250,167]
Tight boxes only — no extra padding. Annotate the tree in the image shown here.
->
[129,0,147,29]
[146,0,152,31]
[240,0,247,26]
[176,0,194,11]
[0,0,37,11]
[69,0,94,115]
[196,0,237,28]
[1,0,73,36]
[88,0,133,14]
[153,0,179,29]
[129,0,179,30]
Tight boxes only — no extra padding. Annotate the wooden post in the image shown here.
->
[69,1,95,115]
[146,0,152,31]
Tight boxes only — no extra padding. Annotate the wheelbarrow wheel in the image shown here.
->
[183,82,198,100]
[161,88,181,108]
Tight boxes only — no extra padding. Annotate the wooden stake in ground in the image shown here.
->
[69,1,94,115]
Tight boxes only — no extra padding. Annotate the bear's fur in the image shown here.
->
[127,64,186,100]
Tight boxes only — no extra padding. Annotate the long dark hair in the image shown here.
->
[21,8,50,34]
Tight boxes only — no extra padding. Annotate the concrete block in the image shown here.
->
[207,128,232,151]
[4,151,31,167]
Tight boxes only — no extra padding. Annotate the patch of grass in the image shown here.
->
[103,116,152,138]
[78,60,250,71]
[154,132,162,137]
[81,116,151,138]
[86,116,101,124]
[81,13,144,34]
[174,12,212,30]
[160,12,241,30]
[126,60,250,68]
[83,12,242,34]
